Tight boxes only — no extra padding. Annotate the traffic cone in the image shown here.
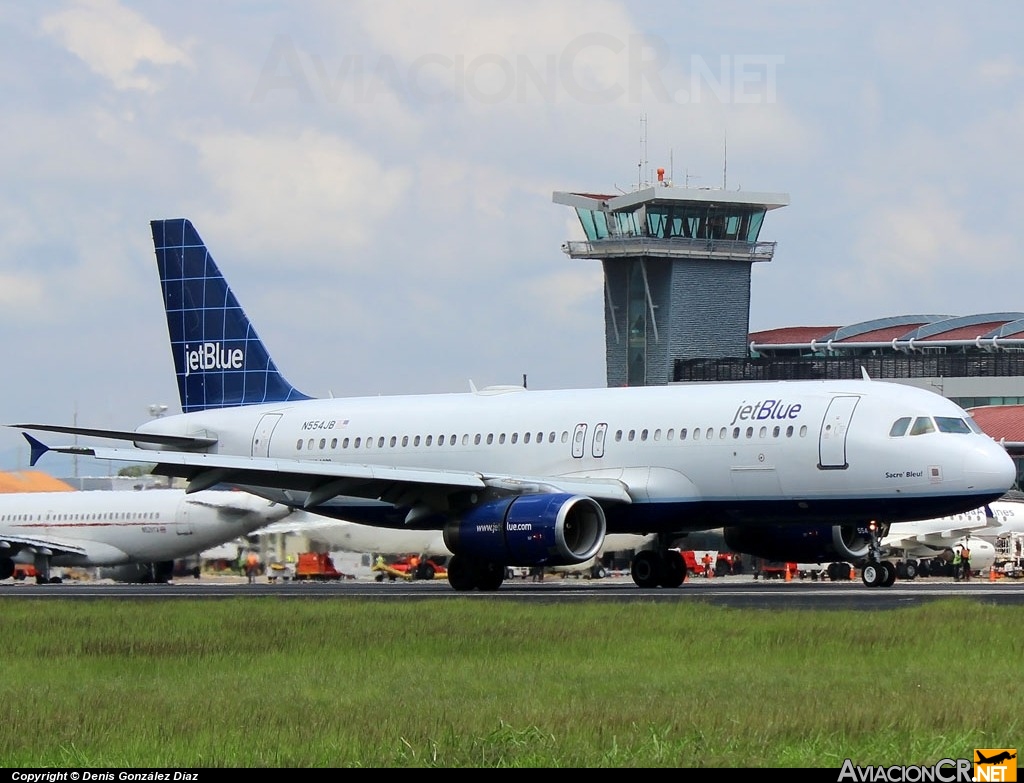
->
[784,565,792,582]
[989,566,997,582]
[849,565,856,581]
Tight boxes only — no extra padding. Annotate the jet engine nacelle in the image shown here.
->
[443,493,606,567]
[723,524,873,563]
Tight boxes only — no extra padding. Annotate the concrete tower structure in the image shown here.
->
[554,177,788,387]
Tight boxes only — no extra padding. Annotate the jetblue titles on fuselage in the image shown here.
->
[729,399,803,426]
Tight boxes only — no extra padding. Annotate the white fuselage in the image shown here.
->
[135,379,1015,532]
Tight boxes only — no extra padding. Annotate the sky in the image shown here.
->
[2,0,1024,473]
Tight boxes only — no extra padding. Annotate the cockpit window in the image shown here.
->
[889,417,911,437]
[935,417,973,434]
[909,417,936,436]
[965,417,984,434]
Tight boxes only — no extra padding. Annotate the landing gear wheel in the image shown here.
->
[880,561,897,587]
[446,555,477,591]
[659,552,687,588]
[631,550,661,588]
[861,563,882,587]
[903,561,918,580]
[477,562,505,591]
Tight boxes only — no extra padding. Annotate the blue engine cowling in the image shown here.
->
[443,493,606,566]
[723,524,872,563]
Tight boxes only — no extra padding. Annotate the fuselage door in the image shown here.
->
[818,395,860,470]
[572,423,587,459]
[252,413,284,457]
[592,423,608,459]
[176,502,193,537]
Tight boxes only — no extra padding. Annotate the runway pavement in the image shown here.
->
[2,571,1022,609]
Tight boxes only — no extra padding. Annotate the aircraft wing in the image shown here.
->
[29,443,635,508]
[0,533,91,559]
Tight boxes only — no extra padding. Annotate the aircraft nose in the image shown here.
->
[965,441,1017,492]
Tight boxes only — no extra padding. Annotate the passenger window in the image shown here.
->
[909,417,935,436]
[680,428,687,440]
[732,427,740,439]
[889,417,911,437]
[746,427,753,438]
[426,435,433,446]
[511,432,519,444]
[401,436,408,447]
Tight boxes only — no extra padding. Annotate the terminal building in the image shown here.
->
[553,177,1024,485]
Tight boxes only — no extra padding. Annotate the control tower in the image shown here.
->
[553,175,789,387]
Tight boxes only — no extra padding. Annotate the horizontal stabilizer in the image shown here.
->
[9,423,217,450]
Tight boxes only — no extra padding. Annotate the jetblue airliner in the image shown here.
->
[12,219,1016,590]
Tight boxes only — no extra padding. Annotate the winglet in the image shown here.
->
[23,433,50,467]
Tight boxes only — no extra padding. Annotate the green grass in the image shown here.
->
[0,598,1017,767]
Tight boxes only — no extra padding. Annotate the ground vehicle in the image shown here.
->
[752,560,798,580]
[292,552,349,581]
[373,556,447,582]
[714,552,744,576]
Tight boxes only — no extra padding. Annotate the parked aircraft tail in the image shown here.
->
[151,218,312,413]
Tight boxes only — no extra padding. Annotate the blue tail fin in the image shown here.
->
[151,218,312,413]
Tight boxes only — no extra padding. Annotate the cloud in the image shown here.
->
[192,128,413,264]
[40,0,191,91]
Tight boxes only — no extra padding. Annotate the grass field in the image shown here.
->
[0,597,1018,768]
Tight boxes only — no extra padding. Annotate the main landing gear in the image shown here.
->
[861,521,897,588]
[630,537,687,588]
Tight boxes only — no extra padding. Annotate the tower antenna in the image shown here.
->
[638,113,648,189]
[723,129,728,190]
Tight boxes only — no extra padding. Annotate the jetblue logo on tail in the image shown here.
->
[185,343,244,373]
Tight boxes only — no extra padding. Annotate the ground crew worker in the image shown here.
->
[952,547,962,581]
[701,552,713,578]
[960,543,972,582]
[245,551,260,584]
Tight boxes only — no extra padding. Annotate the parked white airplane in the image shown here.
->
[11,219,1016,591]
[255,511,451,558]
[724,496,1024,584]
[878,497,1024,578]
[0,487,294,583]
